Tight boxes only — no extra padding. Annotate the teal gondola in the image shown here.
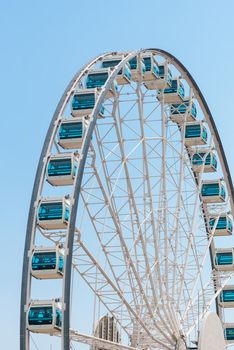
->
[58,117,87,149]
[184,122,208,146]
[28,300,62,333]
[47,153,79,186]
[31,246,64,279]
[224,324,234,342]
[37,197,70,230]
[142,55,172,89]
[128,56,145,81]
[101,56,131,85]
[209,214,233,236]
[191,151,217,173]
[201,180,226,203]
[215,249,234,269]
[170,100,197,123]
[158,78,185,103]
[71,89,104,117]
[86,68,118,97]
[220,286,234,307]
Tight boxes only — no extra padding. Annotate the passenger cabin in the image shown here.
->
[31,246,64,279]
[215,248,234,270]
[170,100,197,123]
[58,117,87,149]
[191,150,217,173]
[128,56,145,81]
[27,300,62,333]
[201,180,226,203]
[37,197,70,230]
[158,78,185,103]
[209,214,233,236]
[224,324,234,343]
[184,122,208,146]
[71,89,104,117]
[142,55,172,90]
[219,286,234,308]
[47,153,79,186]
[101,56,131,85]
[86,68,118,98]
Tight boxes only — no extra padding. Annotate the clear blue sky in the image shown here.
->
[1,0,234,348]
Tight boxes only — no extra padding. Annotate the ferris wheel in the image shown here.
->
[20,49,234,350]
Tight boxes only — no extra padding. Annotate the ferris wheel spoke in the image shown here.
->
[90,133,145,312]
[181,231,216,320]
[81,146,144,311]
[91,142,175,342]
[74,239,174,349]
[114,96,159,288]
[136,84,178,335]
[114,95,178,341]
[73,242,134,333]
[179,223,210,315]
[86,93,176,342]
[152,121,208,322]
[79,191,143,314]
[170,125,185,298]
[175,173,204,310]
[158,99,170,295]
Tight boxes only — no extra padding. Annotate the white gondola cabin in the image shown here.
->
[170,100,197,123]
[46,153,79,186]
[128,56,145,81]
[158,78,185,103]
[219,285,234,308]
[58,117,87,149]
[37,197,70,230]
[71,89,104,117]
[209,214,233,236]
[142,55,172,90]
[215,248,234,270]
[101,56,131,85]
[184,122,208,146]
[224,324,234,343]
[191,150,217,173]
[31,246,64,279]
[86,68,118,98]
[27,300,62,333]
[201,180,226,203]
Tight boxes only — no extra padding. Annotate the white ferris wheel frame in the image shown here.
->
[20,49,234,350]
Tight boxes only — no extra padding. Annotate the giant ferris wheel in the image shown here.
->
[20,49,234,350]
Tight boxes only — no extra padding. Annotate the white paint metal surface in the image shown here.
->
[198,312,225,350]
